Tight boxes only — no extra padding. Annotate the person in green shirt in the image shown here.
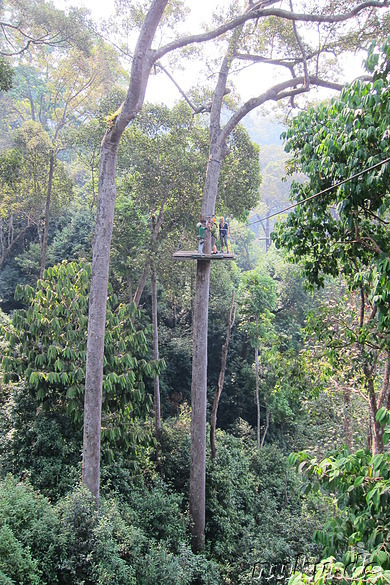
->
[209,217,218,254]
[197,220,206,253]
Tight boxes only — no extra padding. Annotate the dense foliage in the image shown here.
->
[290,432,390,584]
[0,414,325,584]
[0,1,390,583]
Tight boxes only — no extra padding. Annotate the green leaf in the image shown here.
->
[354,476,364,488]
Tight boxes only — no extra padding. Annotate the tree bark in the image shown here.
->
[83,142,117,501]
[342,385,353,451]
[255,343,261,446]
[189,22,241,552]
[151,259,161,440]
[260,407,270,448]
[40,150,55,278]
[378,353,390,411]
[133,263,150,308]
[190,258,210,552]
[133,192,169,308]
[364,363,384,455]
[210,290,236,459]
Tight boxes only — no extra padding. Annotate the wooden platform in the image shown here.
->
[173,250,234,260]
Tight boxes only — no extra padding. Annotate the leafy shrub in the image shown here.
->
[3,259,161,458]
[290,436,390,584]
[120,476,187,552]
[3,390,81,498]
[91,500,139,585]
[56,487,99,584]
[205,435,321,581]
[0,524,41,584]
[0,476,59,585]
[139,543,221,585]
[159,412,324,582]
[159,406,191,497]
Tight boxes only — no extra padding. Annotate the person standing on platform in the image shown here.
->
[209,217,218,254]
[219,216,229,253]
[197,219,206,253]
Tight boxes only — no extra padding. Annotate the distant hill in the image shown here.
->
[242,112,285,146]
[240,112,306,246]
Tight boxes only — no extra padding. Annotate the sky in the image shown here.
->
[59,0,220,26]
[54,0,366,129]
[56,0,227,104]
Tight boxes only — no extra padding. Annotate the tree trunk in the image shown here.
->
[151,259,161,440]
[342,385,353,451]
[133,192,168,308]
[260,407,270,448]
[82,0,170,503]
[40,151,55,278]
[190,257,210,553]
[364,363,384,455]
[255,343,261,446]
[83,142,118,501]
[133,263,150,308]
[210,290,236,459]
[378,353,390,410]
[189,25,243,552]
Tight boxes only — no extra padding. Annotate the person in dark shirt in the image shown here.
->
[219,216,229,253]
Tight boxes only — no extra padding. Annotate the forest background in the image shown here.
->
[0,0,390,583]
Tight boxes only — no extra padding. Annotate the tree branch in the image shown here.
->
[156,62,209,113]
[152,1,390,64]
[220,74,343,144]
[0,21,72,55]
[289,0,309,88]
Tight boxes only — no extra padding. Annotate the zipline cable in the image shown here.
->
[245,155,390,228]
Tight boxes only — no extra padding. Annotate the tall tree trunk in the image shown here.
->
[190,257,210,553]
[83,143,118,501]
[210,290,236,459]
[190,266,194,324]
[40,151,55,278]
[255,342,261,446]
[378,353,390,410]
[342,385,353,451]
[189,24,242,552]
[151,259,161,440]
[133,193,168,308]
[82,0,170,502]
[260,407,270,448]
[364,363,384,455]
[133,263,150,308]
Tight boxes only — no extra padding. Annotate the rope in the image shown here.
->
[245,155,390,228]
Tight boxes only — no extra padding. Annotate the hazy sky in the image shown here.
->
[54,0,364,108]
[58,0,220,24]
[55,0,228,104]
